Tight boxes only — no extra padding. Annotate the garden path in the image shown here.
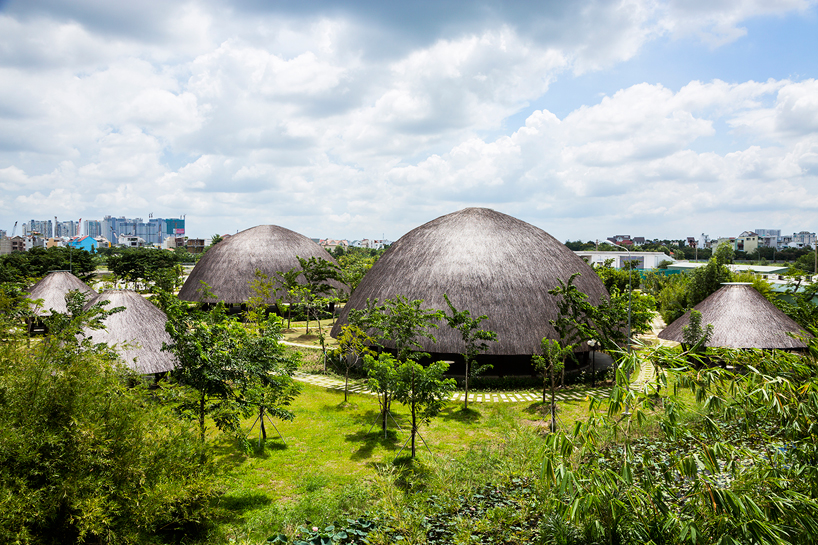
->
[293,371,611,404]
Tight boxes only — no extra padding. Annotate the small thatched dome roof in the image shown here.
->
[83,290,176,374]
[331,208,608,356]
[28,271,95,316]
[178,225,345,305]
[658,283,811,349]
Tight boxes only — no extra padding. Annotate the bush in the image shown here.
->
[0,334,219,543]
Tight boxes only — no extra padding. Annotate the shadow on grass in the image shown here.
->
[345,428,401,461]
[213,491,273,525]
[522,401,550,417]
[219,491,272,513]
[438,405,482,422]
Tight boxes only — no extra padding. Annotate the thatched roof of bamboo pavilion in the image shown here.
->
[27,270,96,316]
[658,283,811,349]
[178,225,346,305]
[83,290,177,374]
[331,208,609,356]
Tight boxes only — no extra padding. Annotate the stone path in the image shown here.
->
[293,372,610,404]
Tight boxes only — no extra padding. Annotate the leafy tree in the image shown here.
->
[681,309,713,354]
[349,295,444,363]
[162,299,300,442]
[275,267,302,329]
[337,248,379,294]
[686,253,731,307]
[443,293,497,409]
[107,248,179,290]
[593,258,641,292]
[297,256,343,335]
[350,295,444,433]
[532,338,574,432]
[549,274,654,380]
[332,324,375,402]
[210,233,224,246]
[394,358,456,458]
[0,246,96,283]
[363,353,402,437]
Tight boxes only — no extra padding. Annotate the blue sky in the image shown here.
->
[0,0,816,242]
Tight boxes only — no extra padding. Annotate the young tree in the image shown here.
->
[163,300,301,442]
[549,273,654,381]
[532,339,574,432]
[297,255,343,335]
[364,353,401,437]
[333,324,375,402]
[350,295,444,433]
[394,359,456,458]
[443,293,497,409]
[349,295,444,363]
[275,267,302,329]
[681,309,713,355]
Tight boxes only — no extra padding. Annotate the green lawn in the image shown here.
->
[208,380,609,542]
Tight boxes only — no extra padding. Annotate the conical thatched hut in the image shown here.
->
[331,208,609,368]
[178,225,345,305]
[83,290,177,374]
[658,283,810,349]
[28,270,95,316]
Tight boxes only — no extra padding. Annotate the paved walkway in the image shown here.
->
[293,372,611,404]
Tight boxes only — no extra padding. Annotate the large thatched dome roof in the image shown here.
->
[83,290,176,374]
[178,225,345,304]
[28,271,95,316]
[331,208,608,356]
[658,283,810,349]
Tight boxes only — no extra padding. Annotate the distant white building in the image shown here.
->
[574,251,675,269]
[118,235,146,248]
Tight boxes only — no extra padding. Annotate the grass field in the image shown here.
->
[207,377,613,542]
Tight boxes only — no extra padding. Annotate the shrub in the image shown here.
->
[0,331,219,543]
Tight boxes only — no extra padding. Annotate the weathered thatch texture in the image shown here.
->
[331,208,609,356]
[178,225,345,304]
[658,283,810,349]
[28,271,95,316]
[83,290,177,374]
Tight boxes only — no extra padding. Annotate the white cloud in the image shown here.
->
[0,1,816,240]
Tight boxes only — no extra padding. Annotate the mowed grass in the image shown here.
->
[208,378,607,541]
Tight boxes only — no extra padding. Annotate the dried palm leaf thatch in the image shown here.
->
[83,290,177,374]
[658,283,811,349]
[178,225,346,305]
[331,208,608,356]
[28,270,95,316]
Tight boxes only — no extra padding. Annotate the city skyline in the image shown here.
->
[0,1,817,241]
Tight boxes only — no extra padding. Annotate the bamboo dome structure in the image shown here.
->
[331,208,609,360]
[178,225,345,305]
[83,290,177,374]
[658,283,810,349]
[27,271,95,316]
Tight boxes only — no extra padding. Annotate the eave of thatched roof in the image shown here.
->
[331,207,609,356]
[178,224,347,305]
[658,283,811,349]
[28,271,95,316]
[83,290,177,374]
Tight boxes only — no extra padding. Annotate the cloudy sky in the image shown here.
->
[0,0,817,242]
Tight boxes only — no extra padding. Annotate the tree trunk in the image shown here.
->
[344,369,349,402]
[287,306,292,329]
[411,368,417,458]
[464,357,470,410]
[199,393,206,442]
[550,366,557,433]
[260,407,267,441]
[382,393,388,436]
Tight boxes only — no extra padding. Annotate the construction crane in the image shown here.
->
[11,221,17,236]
